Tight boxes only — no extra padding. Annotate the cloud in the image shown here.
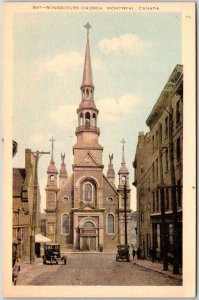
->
[97,93,142,123]
[45,51,103,80]
[48,103,77,131]
[99,34,150,56]
[45,51,82,79]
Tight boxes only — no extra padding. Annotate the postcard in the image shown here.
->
[2,2,196,298]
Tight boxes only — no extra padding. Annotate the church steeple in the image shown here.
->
[75,22,100,139]
[47,137,58,187]
[81,22,93,89]
[118,139,129,187]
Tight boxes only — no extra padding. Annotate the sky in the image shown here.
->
[12,10,181,212]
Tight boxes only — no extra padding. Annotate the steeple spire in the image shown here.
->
[50,136,55,162]
[119,138,129,175]
[121,138,126,164]
[81,22,93,88]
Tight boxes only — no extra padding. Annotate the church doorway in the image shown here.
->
[79,221,98,251]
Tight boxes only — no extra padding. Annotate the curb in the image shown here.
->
[132,262,182,281]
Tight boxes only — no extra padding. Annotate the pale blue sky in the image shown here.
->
[12,11,181,211]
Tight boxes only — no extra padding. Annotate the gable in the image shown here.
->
[78,152,98,166]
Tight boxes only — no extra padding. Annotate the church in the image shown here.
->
[45,23,132,251]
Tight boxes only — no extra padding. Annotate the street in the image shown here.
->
[17,253,182,286]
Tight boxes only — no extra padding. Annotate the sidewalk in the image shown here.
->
[132,258,182,281]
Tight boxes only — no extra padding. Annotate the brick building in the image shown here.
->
[45,24,132,251]
[13,149,41,261]
[133,65,183,263]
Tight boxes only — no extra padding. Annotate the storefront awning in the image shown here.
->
[35,234,51,243]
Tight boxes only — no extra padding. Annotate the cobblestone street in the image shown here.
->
[17,253,182,286]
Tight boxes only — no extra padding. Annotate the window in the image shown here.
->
[48,224,54,234]
[85,112,90,127]
[107,214,114,234]
[141,212,144,222]
[107,197,113,204]
[63,196,69,203]
[165,188,170,210]
[83,221,94,228]
[159,124,162,144]
[93,113,96,126]
[155,130,158,148]
[156,190,159,211]
[152,136,154,151]
[62,214,69,234]
[176,138,181,163]
[152,163,155,181]
[83,182,93,202]
[165,116,169,137]
[80,113,83,126]
[156,158,159,178]
[177,180,182,207]
[152,192,155,212]
[176,100,181,124]
[50,175,54,181]
[165,149,169,172]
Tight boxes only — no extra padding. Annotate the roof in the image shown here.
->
[13,168,26,197]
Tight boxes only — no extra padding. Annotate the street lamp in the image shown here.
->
[122,175,128,246]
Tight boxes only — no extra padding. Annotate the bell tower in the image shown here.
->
[73,22,103,177]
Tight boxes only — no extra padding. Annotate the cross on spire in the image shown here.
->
[121,138,126,163]
[84,22,91,37]
[50,137,55,161]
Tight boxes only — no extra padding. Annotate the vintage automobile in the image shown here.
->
[42,243,67,265]
[116,245,130,262]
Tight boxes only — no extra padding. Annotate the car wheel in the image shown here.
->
[64,257,67,265]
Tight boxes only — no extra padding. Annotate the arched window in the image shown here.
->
[63,196,69,203]
[85,112,90,127]
[83,182,93,202]
[83,221,94,228]
[50,175,54,181]
[93,113,96,126]
[107,214,114,234]
[80,113,83,126]
[62,214,69,234]
[107,197,113,204]
[86,88,89,97]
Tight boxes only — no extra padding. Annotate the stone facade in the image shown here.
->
[13,149,41,261]
[45,24,131,251]
[133,65,183,263]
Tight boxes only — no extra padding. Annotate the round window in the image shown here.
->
[63,196,69,203]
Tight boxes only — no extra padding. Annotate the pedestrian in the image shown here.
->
[132,249,136,260]
[137,247,141,260]
[151,247,156,263]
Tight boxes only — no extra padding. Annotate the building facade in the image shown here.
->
[45,24,131,251]
[133,65,183,263]
[13,149,41,261]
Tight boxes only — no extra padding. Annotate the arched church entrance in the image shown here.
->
[79,220,98,251]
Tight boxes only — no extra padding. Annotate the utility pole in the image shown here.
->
[123,179,128,246]
[55,189,60,243]
[168,105,179,274]
[30,150,50,264]
[158,123,168,271]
